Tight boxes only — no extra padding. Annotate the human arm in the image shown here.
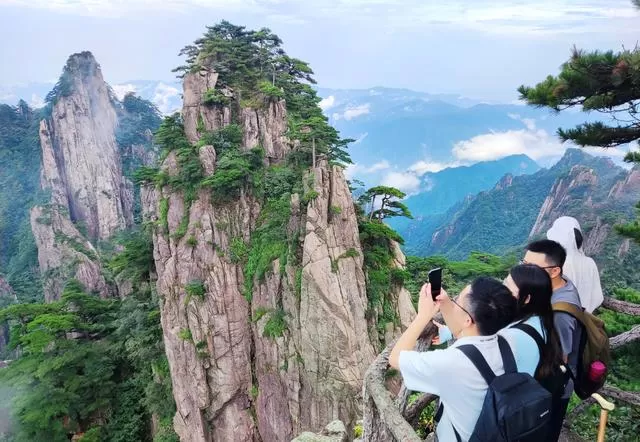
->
[553,311,577,364]
[389,283,441,369]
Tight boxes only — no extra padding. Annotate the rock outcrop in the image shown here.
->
[31,206,109,302]
[39,52,130,239]
[292,420,349,442]
[146,69,397,441]
[30,52,157,301]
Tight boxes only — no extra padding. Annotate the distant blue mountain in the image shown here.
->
[388,155,540,246]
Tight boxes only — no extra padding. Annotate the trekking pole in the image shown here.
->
[591,393,615,442]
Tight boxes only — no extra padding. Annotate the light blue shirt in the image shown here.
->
[437,316,545,376]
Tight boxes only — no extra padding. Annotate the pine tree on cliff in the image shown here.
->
[172,20,352,167]
[518,45,640,244]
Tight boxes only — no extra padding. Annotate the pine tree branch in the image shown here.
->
[363,344,423,441]
[402,393,437,426]
[610,324,640,349]
[601,385,640,407]
[601,296,640,316]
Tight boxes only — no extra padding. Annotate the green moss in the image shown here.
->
[159,198,169,233]
[178,328,192,341]
[229,237,249,263]
[252,306,271,322]
[243,196,291,300]
[263,309,287,339]
[203,88,230,106]
[330,205,342,215]
[302,190,319,204]
[172,213,189,239]
[184,280,206,304]
[250,384,259,400]
[331,248,359,273]
[186,236,197,247]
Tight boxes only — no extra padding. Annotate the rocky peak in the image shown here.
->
[40,51,129,240]
[553,147,592,170]
[494,173,514,190]
[31,52,158,301]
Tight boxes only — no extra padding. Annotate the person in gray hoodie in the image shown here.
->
[522,239,582,441]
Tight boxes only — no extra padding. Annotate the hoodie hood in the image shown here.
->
[546,216,582,255]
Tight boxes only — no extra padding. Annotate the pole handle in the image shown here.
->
[592,393,615,411]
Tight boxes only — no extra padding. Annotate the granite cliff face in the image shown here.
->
[30,52,158,301]
[529,161,640,267]
[143,66,408,441]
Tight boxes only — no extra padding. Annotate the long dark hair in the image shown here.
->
[509,264,563,377]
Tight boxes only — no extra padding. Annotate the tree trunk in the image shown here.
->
[610,324,640,349]
[602,296,640,316]
[312,137,316,168]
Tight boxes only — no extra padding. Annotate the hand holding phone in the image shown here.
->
[428,268,442,301]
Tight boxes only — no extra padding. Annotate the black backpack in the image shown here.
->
[437,336,553,442]
[509,322,569,401]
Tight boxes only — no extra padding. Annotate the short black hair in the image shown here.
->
[526,239,567,268]
[574,228,583,250]
[466,277,517,336]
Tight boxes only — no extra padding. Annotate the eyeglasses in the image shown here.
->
[519,259,559,270]
[451,297,475,324]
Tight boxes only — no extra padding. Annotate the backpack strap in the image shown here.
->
[511,323,545,357]
[552,301,585,324]
[457,344,497,384]
[497,335,517,374]
[434,402,462,442]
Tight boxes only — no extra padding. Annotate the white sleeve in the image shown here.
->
[590,260,604,313]
[398,349,450,396]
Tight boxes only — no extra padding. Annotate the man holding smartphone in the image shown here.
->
[389,278,517,441]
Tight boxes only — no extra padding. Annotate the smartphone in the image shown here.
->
[428,268,442,301]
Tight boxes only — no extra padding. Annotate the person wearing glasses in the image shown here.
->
[389,278,517,442]
[521,239,582,441]
[546,216,603,313]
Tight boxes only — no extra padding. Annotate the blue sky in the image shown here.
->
[1,0,639,101]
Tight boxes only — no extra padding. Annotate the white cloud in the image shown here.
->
[4,0,637,35]
[381,171,421,195]
[112,83,137,100]
[153,82,181,114]
[452,127,564,162]
[451,119,628,163]
[342,103,371,121]
[408,160,460,176]
[508,113,536,131]
[319,95,336,111]
[29,93,45,108]
[344,163,359,180]
[367,160,391,173]
[344,159,391,179]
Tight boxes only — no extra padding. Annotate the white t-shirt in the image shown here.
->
[398,334,506,442]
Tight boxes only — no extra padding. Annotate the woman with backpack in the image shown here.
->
[500,264,564,381]
[434,265,564,379]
